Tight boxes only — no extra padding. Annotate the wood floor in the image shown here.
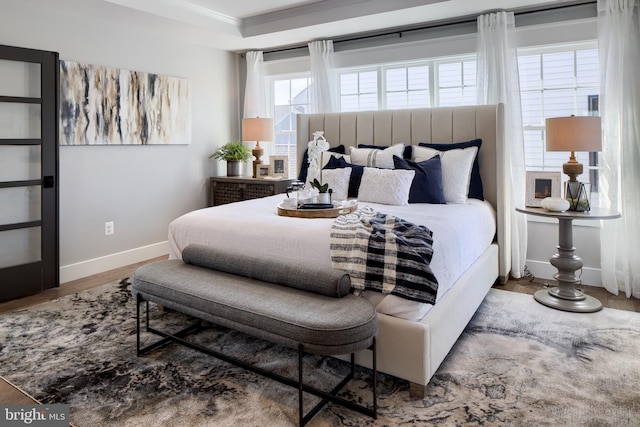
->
[0,255,168,316]
[1,256,639,406]
[502,275,640,313]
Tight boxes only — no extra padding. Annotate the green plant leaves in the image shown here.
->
[209,141,252,162]
[310,178,329,193]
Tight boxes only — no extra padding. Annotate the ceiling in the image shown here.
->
[97,0,581,52]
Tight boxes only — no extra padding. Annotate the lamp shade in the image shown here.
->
[242,117,274,142]
[545,116,602,152]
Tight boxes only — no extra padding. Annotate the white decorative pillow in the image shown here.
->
[321,167,351,202]
[357,167,415,206]
[349,143,404,169]
[412,145,478,204]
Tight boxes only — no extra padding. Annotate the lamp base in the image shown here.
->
[562,156,583,179]
[252,144,264,179]
[565,181,590,212]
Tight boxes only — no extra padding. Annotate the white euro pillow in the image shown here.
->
[412,145,478,204]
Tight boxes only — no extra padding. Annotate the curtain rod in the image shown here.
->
[256,0,596,57]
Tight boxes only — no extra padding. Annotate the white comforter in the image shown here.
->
[168,195,496,320]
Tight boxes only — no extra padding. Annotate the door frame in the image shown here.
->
[0,44,59,300]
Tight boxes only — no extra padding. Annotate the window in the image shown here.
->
[338,55,476,111]
[385,65,430,109]
[270,76,311,178]
[436,60,477,106]
[268,45,600,186]
[340,70,378,111]
[518,44,600,200]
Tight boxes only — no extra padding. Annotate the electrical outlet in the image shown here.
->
[105,221,114,236]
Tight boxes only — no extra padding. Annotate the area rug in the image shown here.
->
[1,280,639,426]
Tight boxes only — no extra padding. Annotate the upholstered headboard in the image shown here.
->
[296,104,509,281]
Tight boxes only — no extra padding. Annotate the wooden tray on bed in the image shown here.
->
[277,202,357,218]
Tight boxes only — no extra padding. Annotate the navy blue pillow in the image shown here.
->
[418,139,484,201]
[393,155,446,204]
[297,145,346,183]
[323,155,364,198]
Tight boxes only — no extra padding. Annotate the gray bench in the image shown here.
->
[132,244,378,426]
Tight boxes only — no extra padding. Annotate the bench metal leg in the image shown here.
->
[299,344,304,427]
[373,336,377,416]
[136,296,377,426]
[136,294,202,356]
[297,340,377,426]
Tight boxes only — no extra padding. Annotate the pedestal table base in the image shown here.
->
[534,288,602,313]
[516,206,620,314]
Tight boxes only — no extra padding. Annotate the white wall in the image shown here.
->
[0,0,239,282]
[525,218,602,286]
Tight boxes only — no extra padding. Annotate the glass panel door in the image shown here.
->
[0,45,59,302]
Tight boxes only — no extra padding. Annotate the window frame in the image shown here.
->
[338,66,380,111]
[517,41,600,204]
[337,53,478,111]
[267,72,312,179]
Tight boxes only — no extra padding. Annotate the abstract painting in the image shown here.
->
[59,61,191,145]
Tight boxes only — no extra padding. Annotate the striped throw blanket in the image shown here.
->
[330,207,438,304]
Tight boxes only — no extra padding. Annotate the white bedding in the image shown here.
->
[168,195,496,321]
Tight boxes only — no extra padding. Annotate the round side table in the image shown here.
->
[516,206,621,313]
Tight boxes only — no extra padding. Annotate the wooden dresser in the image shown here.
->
[209,176,296,206]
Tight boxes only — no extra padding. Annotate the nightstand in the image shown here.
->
[516,206,621,312]
[209,176,296,207]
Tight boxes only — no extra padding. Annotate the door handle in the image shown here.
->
[43,175,55,188]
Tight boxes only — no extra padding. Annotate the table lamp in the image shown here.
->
[242,117,274,178]
[545,115,601,211]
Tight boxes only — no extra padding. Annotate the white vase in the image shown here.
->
[317,193,330,204]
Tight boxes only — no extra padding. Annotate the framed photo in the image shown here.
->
[269,155,288,178]
[256,164,271,179]
[526,171,561,207]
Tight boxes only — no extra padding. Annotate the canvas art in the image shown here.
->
[59,61,191,145]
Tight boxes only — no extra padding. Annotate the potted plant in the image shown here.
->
[310,178,332,204]
[209,141,252,177]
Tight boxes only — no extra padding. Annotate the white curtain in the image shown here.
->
[476,11,527,279]
[243,51,266,118]
[598,0,640,298]
[308,40,337,113]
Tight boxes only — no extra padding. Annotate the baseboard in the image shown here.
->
[524,260,602,287]
[60,241,169,284]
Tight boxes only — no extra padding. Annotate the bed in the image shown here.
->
[168,104,508,397]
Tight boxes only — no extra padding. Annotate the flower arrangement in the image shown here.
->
[307,131,330,178]
[306,131,332,203]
